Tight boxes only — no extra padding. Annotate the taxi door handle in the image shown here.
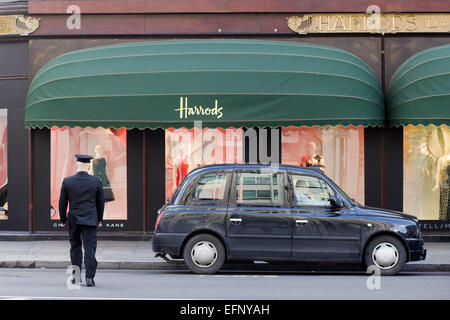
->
[295,219,308,225]
[230,218,242,224]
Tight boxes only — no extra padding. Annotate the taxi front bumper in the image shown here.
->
[406,238,427,261]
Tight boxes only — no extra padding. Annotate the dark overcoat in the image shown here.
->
[59,171,105,226]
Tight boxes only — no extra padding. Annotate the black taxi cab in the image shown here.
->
[152,164,426,275]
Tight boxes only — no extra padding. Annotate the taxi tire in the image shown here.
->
[183,234,226,274]
[363,235,407,276]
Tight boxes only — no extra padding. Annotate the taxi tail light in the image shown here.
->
[155,212,163,231]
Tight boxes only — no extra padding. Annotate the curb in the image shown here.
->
[1,260,449,272]
[402,263,450,272]
[0,233,153,241]
[0,260,187,270]
[0,233,449,242]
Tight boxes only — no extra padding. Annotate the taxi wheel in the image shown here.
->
[183,234,226,274]
[363,235,407,276]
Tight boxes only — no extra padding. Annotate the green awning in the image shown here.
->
[25,40,384,129]
[387,44,450,126]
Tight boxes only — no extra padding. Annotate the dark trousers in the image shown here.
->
[68,220,98,279]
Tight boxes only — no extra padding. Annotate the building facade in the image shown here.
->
[0,0,449,237]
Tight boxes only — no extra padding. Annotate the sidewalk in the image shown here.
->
[0,240,182,270]
[0,240,449,272]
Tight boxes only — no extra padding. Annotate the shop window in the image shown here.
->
[165,128,243,200]
[0,109,7,220]
[404,125,449,220]
[281,126,365,205]
[50,127,127,221]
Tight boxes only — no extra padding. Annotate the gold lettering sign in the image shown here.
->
[175,97,224,120]
[0,15,40,36]
[287,13,450,35]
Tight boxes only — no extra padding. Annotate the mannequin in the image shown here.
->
[91,144,115,202]
[175,156,189,187]
[432,142,450,220]
[300,141,325,168]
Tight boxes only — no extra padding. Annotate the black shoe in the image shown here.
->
[86,277,95,287]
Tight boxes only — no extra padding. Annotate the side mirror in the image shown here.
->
[329,196,343,209]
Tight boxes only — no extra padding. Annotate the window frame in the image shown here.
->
[230,169,288,208]
[287,171,343,209]
[182,170,232,206]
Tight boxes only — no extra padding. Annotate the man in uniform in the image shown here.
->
[59,154,105,287]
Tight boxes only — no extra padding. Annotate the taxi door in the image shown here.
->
[226,168,292,258]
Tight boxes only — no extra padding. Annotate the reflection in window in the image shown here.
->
[291,175,335,207]
[0,109,7,220]
[404,125,449,220]
[235,172,284,205]
[282,126,364,205]
[51,127,127,221]
[192,174,228,201]
[165,128,243,200]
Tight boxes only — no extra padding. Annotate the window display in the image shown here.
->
[50,127,127,221]
[281,126,365,204]
[165,128,243,200]
[0,109,7,220]
[404,125,449,221]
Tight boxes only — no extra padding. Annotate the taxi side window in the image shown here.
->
[290,174,335,207]
[191,173,229,202]
[235,172,284,206]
